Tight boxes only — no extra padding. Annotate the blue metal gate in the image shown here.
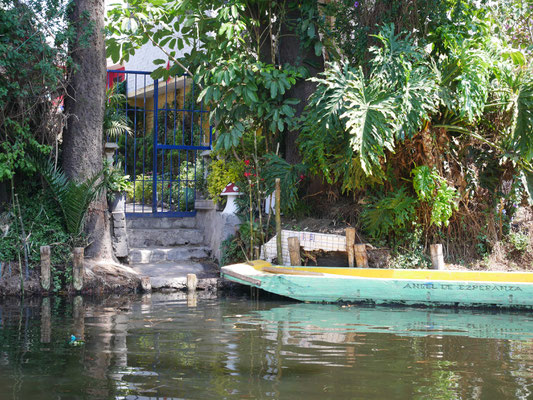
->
[106,70,212,217]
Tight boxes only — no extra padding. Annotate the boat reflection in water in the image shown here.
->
[239,303,533,345]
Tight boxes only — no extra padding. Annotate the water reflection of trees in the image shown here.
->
[0,297,532,399]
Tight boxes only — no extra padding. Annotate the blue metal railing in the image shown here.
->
[106,70,212,218]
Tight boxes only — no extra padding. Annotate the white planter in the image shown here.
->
[110,192,126,213]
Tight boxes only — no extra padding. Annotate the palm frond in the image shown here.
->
[32,157,105,236]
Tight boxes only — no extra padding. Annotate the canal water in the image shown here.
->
[0,293,532,399]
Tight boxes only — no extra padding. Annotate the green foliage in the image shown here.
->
[513,73,533,162]
[207,158,244,203]
[104,85,132,140]
[507,231,529,252]
[361,188,417,239]
[412,166,458,227]
[0,0,71,182]
[130,168,198,212]
[328,0,450,66]
[0,185,73,290]
[220,235,245,266]
[301,25,439,185]
[389,228,431,269]
[262,154,307,213]
[389,250,431,270]
[103,162,133,200]
[33,157,104,237]
[106,0,325,156]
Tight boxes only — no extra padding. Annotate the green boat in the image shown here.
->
[221,261,533,309]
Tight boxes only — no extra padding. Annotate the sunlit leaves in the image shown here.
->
[513,73,533,161]
[301,25,440,181]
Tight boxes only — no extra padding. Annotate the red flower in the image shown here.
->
[244,172,251,177]
[244,159,250,166]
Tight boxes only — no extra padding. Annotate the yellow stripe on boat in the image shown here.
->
[249,262,533,284]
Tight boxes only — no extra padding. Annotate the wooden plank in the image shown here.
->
[354,244,368,268]
[430,244,445,270]
[40,246,51,291]
[288,237,301,266]
[345,228,356,267]
[223,269,262,286]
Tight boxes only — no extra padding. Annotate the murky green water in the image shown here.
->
[0,293,532,400]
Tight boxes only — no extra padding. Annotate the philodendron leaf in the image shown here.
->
[521,169,533,205]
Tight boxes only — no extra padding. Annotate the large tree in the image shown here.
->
[64,0,114,260]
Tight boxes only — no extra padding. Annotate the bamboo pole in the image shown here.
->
[275,178,282,264]
[345,228,356,268]
[354,244,368,268]
[430,244,445,270]
[72,247,84,291]
[287,237,301,266]
[40,246,51,291]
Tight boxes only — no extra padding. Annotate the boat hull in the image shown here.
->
[221,262,533,309]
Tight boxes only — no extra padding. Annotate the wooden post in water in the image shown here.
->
[141,276,152,292]
[288,237,301,266]
[40,246,51,291]
[187,273,198,291]
[345,228,356,268]
[72,247,84,291]
[430,244,445,270]
[354,244,369,268]
[275,178,282,264]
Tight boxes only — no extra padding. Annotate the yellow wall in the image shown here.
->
[127,81,210,145]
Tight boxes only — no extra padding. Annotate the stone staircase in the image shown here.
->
[127,217,217,290]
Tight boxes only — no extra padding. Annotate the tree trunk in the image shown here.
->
[279,2,324,164]
[64,0,113,260]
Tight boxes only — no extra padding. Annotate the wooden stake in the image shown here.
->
[187,273,198,292]
[72,247,84,291]
[354,244,369,268]
[141,276,152,292]
[275,178,282,264]
[345,228,356,268]
[287,237,301,266]
[40,246,51,291]
[430,244,445,270]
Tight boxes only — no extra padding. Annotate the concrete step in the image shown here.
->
[126,217,196,230]
[128,228,204,247]
[129,246,210,264]
[131,261,217,290]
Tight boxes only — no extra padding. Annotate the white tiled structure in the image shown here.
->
[261,230,346,266]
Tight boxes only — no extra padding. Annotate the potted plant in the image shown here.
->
[104,162,133,213]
